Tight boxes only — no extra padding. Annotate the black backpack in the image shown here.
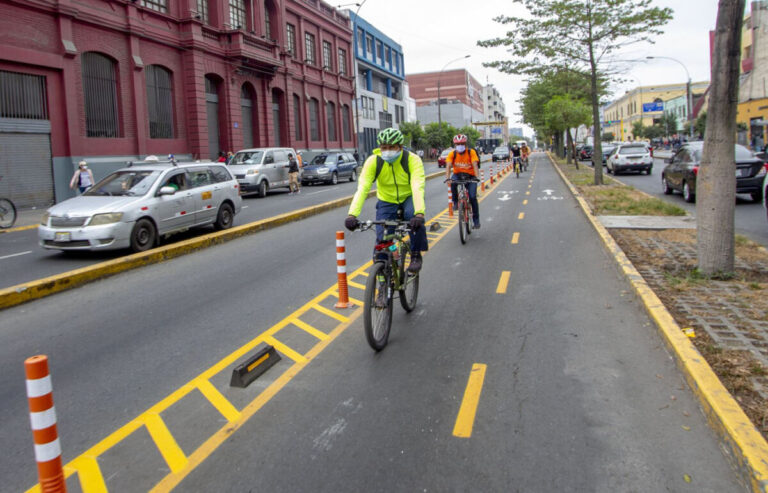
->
[374,150,410,181]
[451,148,481,168]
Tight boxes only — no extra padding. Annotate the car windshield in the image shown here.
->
[734,145,755,160]
[619,146,647,155]
[440,149,453,157]
[84,170,160,197]
[602,146,616,154]
[311,154,333,165]
[494,147,509,153]
[231,151,263,165]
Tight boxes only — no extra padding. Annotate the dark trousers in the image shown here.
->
[451,174,479,223]
[375,195,427,254]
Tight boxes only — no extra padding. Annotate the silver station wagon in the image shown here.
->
[38,160,242,252]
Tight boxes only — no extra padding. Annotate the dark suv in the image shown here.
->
[492,146,510,162]
[579,145,593,160]
[301,152,359,185]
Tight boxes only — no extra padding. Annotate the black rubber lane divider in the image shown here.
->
[230,344,281,388]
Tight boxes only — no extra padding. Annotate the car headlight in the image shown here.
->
[756,166,767,178]
[317,167,329,174]
[246,169,258,175]
[41,212,49,226]
[89,213,124,226]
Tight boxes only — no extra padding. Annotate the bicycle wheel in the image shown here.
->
[364,261,393,351]
[458,200,467,244]
[515,163,520,178]
[466,203,473,236]
[0,198,17,229]
[398,245,419,312]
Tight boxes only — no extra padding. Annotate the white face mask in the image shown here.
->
[381,150,401,163]
[455,145,466,153]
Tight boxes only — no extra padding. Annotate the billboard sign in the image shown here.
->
[642,102,664,112]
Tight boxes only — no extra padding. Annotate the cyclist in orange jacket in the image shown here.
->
[445,134,481,228]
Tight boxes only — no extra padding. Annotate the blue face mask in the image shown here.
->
[381,150,401,163]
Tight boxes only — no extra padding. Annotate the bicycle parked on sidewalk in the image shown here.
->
[446,177,479,245]
[0,176,17,229]
[355,218,438,351]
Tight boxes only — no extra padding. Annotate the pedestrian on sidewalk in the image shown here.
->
[69,160,94,194]
[288,153,300,194]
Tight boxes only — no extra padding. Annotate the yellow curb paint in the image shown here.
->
[511,232,520,244]
[546,152,768,492]
[523,200,528,205]
[518,212,524,220]
[453,363,487,438]
[525,191,530,195]
[0,223,38,234]
[496,271,511,294]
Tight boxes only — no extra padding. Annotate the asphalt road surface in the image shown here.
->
[0,161,447,290]
[591,157,768,247]
[0,153,743,492]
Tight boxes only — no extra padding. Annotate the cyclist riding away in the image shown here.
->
[521,142,531,169]
[445,134,481,229]
[345,128,427,273]
[511,143,522,168]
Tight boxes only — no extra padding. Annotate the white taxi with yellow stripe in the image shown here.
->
[38,160,242,252]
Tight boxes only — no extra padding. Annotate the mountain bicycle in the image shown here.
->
[447,177,479,245]
[0,176,17,229]
[522,155,529,171]
[513,157,522,178]
[356,218,429,351]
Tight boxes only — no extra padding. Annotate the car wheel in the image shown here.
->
[350,169,357,182]
[258,180,268,198]
[214,202,234,231]
[683,181,695,203]
[662,177,673,195]
[751,190,763,202]
[130,218,156,253]
[331,172,338,185]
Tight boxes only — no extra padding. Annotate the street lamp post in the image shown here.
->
[647,56,693,139]
[437,55,471,131]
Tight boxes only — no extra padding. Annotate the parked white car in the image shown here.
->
[38,160,242,252]
[229,147,298,197]
[606,143,653,175]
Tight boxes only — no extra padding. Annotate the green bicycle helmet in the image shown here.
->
[377,128,404,146]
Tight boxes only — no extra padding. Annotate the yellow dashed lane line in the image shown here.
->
[453,363,488,438]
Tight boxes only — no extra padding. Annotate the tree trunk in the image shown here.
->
[589,66,603,183]
[697,0,745,275]
[567,129,579,169]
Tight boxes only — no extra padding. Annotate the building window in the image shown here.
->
[357,29,364,55]
[327,102,336,141]
[196,0,209,23]
[361,96,375,119]
[82,52,119,138]
[305,33,316,65]
[0,70,48,120]
[376,41,383,64]
[229,0,245,28]
[366,36,373,61]
[309,97,320,140]
[146,65,174,139]
[322,41,332,70]
[342,104,351,141]
[293,94,302,140]
[265,6,271,38]
[395,105,401,124]
[338,48,347,75]
[379,111,392,130]
[385,46,391,70]
[286,24,296,57]
[141,0,167,13]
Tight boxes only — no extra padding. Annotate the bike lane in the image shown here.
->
[177,155,741,492]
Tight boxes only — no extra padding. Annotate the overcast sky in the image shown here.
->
[350,0,722,137]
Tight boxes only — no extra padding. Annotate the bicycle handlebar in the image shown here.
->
[356,219,411,233]
[444,178,480,184]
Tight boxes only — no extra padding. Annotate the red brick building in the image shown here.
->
[0,0,355,206]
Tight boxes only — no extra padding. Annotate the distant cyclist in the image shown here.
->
[445,134,481,229]
[521,143,531,168]
[511,144,522,170]
[345,128,427,273]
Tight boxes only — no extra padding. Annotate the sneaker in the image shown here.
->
[474,221,481,229]
[407,254,422,273]
[297,189,301,194]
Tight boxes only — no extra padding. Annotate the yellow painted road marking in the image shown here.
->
[313,304,350,322]
[523,199,528,205]
[525,191,530,195]
[453,363,488,438]
[264,336,307,363]
[143,413,188,473]
[292,318,330,340]
[348,280,366,290]
[69,456,108,493]
[496,271,511,294]
[0,223,38,234]
[511,232,520,244]
[518,212,524,220]
[196,379,241,423]
[246,353,270,372]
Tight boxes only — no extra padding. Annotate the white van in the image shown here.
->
[229,147,298,197]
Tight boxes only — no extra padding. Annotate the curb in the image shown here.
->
[0,171,446,310]
[547,153,768,492]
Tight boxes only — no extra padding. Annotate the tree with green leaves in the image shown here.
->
[479,0,672,184]
[657,112,679,137]
[423,122,458,151]
[631,121,646,140]
[601,132,615,142]
[457,125,482,148]
[398,121,424,150]
[543,95,592,167]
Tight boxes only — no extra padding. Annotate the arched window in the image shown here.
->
[309,98,320,141]
[82,52,119,137]
[146,65,174,139]
[342,104,351,141]
[326,101,336,142]
[293,94,302,140]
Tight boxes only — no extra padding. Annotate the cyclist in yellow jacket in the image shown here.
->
[345,128,427,273]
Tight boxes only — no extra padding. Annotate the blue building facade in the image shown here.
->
[347,12,407,156]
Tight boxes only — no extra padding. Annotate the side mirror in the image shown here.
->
[158,186,177,196]
[429,221,441,232]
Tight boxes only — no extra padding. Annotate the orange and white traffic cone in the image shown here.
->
[448,181,454,217]
[480,168,485,192]
[25,355,66,493]
[334,231,353,308]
